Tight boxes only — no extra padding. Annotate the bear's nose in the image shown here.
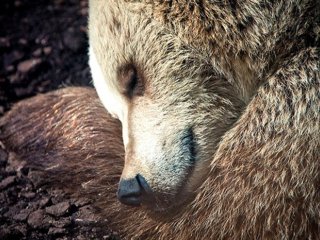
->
[117,174,151,206]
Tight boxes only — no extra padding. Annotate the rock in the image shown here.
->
[4,165,15,175]
[0,106,4,115]
[15,200,28,210]
[5,65,15,73]
[13,50,24,61]
[18,38,27,45]
[48,227,67,236]
[29,232,46,239]
[13,208,32,222]
[17,58,42,73]
[39,197,51,208]
[0,37,10,48]
[50,189,66,204]
[54,0,65,6]
[14,86,34,97]
[80,25,87,33]
[74,206,100,226]
[0,176,16,190]
[13,213,28,222]
[4,205,21,219]
[63,28,86,52]
[20,191,36,199]
[27,209,45,229]
[32,48,42,57]
[80,1,87,7]
[43,215,55,228]
[75,235,87,240]
[14,0,22,7]
[37,79,51,92]
[41,37,48,45]
[103,234,112,239]
[35,37,48,45]
[0,225,10,239]
[80,8,88,16]
[8,73,20,84]
[10,224,27,238]
[52,217,71,228]
[28,170,46,188]
[43,46,52,55]
[46,201,71,217]
[74,197,90,208]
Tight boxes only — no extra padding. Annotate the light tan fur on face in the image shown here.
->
[89,0,243,210]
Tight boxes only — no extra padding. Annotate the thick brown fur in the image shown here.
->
[0,88,124,206]
[1,0,320,239]
[124,0,319,101]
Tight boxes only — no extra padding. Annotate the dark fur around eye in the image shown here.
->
[181,127,197,164]
[117,64,144,98]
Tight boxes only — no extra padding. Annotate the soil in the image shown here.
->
[0,0,120,239]
[0,0,92,112]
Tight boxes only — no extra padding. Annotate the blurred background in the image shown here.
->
[0,0,92,115]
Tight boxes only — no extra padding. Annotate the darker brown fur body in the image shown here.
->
[1,83,319,239]
[131,0,319,101]
[1,0,320,239]
[0,88,123,197]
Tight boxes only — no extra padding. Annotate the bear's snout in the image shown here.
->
[117,174,152,206]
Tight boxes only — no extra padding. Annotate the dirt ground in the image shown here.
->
[0,0,120,239]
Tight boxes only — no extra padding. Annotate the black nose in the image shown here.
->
[117,174,151,206]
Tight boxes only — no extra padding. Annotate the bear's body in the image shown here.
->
[1,0,320,239]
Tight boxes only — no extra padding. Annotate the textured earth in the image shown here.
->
[0,0,120,239]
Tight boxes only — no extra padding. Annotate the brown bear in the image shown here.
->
[1,0,320,239]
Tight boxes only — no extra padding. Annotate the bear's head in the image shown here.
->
[89,1,243,217]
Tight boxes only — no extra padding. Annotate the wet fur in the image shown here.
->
[1,0,320,239]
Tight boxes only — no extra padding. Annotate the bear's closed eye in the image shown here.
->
[117,63,145,98]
